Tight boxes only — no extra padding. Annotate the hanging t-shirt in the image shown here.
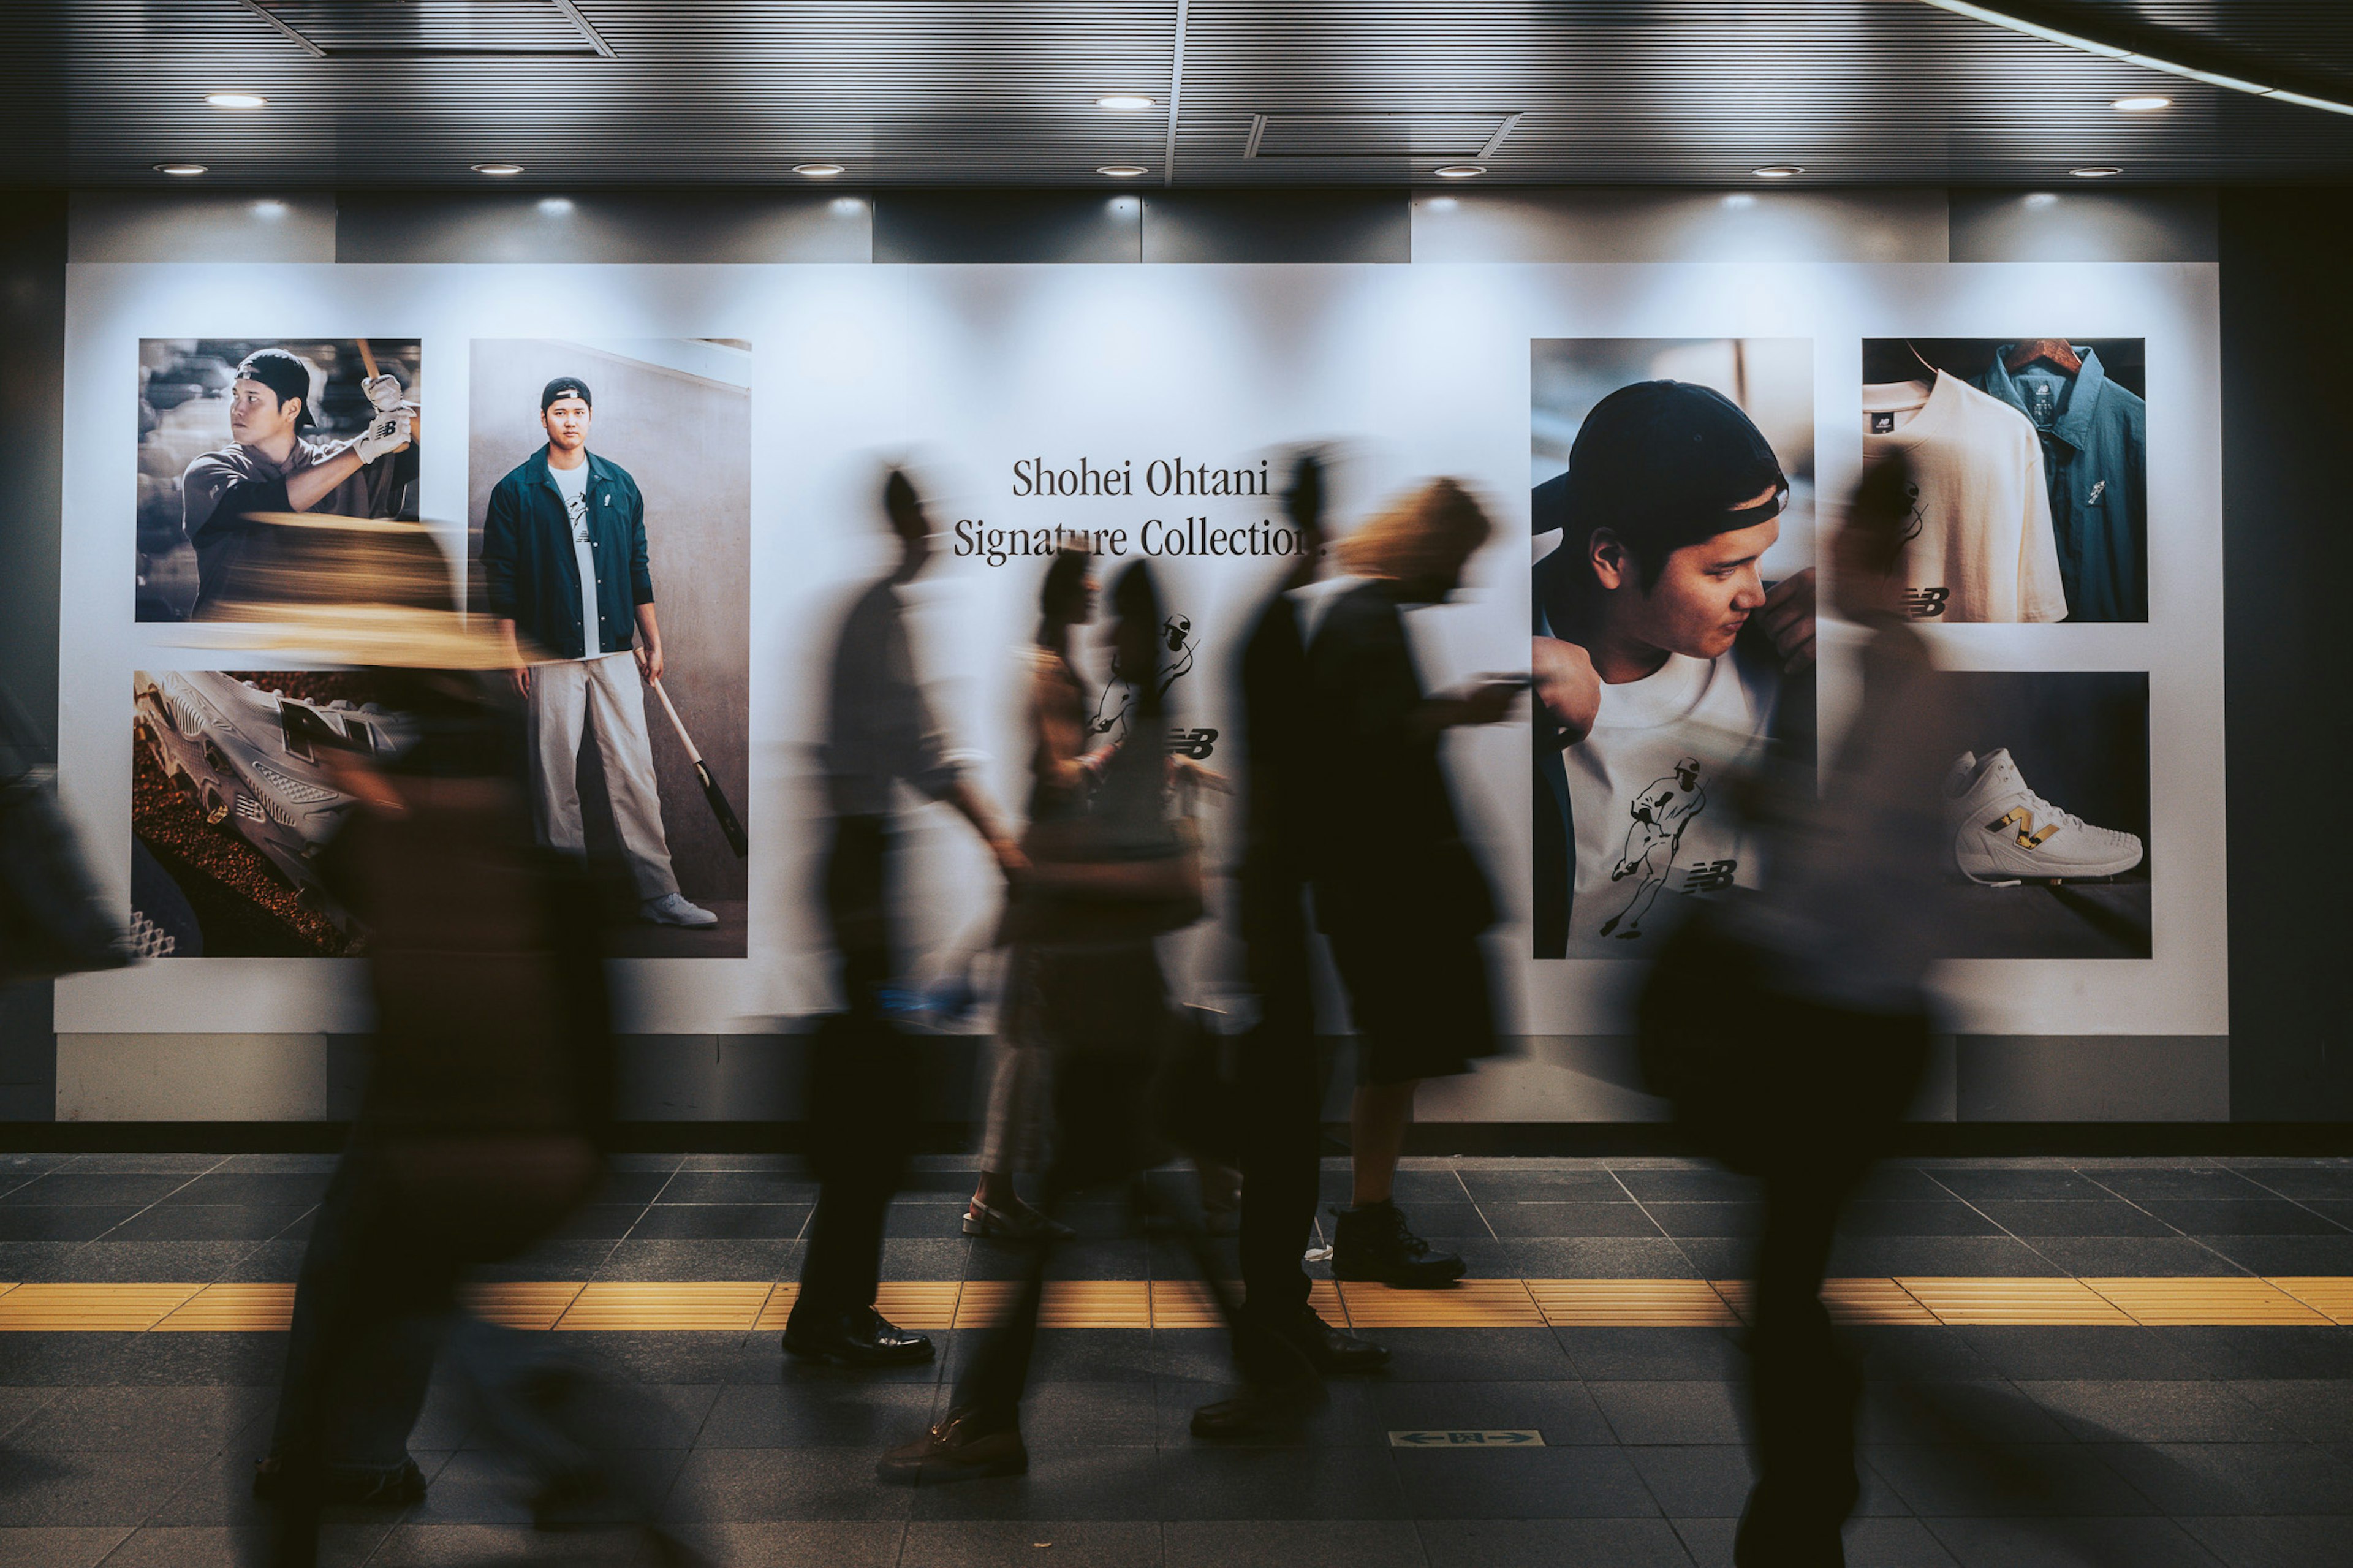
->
[1863,371,2067,623]
[551,459,601,659]
[1559,650,1772,951]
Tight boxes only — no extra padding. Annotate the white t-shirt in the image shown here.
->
[1863,371,2067,623]
[1560,651,1771,951]
[551,459,601,659]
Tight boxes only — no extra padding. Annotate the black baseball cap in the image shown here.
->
[540,376,592,412]
[234,349,315,430]
[1539,379,1786,546]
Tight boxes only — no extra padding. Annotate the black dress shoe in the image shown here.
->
[1276,1305,1391,1373]
[1190,1375,1326,1441]
[783,1305,935,1367]
[1329,1200,1467,1289]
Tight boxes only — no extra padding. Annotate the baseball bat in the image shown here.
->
[355,338,379,379]
[648,676,748,858]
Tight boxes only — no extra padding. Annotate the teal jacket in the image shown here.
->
[480,449,654,660]
[1976,348,2146,623]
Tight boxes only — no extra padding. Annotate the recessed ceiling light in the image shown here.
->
[1096,164,1148,177]
[251,199,288,218]
[471,162,524,176]
[794,162,846,177]
[1752,165,1805,178]
[154,162,207,176]
[2069,165,2124,177]
[1433,165,1486,178]
[2112,95,2172,112]
[537,196,574,215]
[1096,95,1155,111]
[206,93,267,108]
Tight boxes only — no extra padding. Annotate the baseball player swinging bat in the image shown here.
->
[648,678,748,858]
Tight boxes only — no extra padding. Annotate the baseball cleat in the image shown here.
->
[642,893,718,926]
[1943,749,2144,887]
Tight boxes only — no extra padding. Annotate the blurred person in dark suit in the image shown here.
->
[1304,479,1519,1289]
[256,656,625,1568]
[787,469,1026,1368]
[1193,453,1389,1440]
[1640,455,1946,1567]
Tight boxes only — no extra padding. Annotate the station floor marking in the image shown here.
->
[3,1277,2352,1332]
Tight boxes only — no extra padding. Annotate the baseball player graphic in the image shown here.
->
[1599,755,1707,940]
[1091,613,1197,738]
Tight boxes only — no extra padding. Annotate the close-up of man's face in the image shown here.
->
[1591,482,1781,662]
[227,377,300,446]
[542,394,592,452]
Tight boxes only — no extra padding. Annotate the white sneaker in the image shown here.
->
[1942,749,2144,887]
[642,893,719,927]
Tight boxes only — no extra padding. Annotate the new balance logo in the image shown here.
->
[1168,727,1219,760]
[1678,858,1738,894]
[1987,807,2061,849]
[1903,587,1949,619]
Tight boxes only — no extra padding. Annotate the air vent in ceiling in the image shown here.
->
[239,0,615,59]
[1245,112,1521,159]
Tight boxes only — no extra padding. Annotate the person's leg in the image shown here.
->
[1740,1163,1857,1568]
[582,655,682,901]
[526,662,589,854]
[1347,1079,1417,1206]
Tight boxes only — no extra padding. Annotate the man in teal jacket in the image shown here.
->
[481,376,714,927]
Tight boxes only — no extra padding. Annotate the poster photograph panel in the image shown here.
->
[135,338,421,623]
[1861,338,2148,624]
[1529,338,1816,959]
[466,338,751,959]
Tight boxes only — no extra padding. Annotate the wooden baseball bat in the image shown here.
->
[355,338,379,379]
[649,676,748,858]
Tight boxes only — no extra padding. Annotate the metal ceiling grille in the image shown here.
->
[240,0,613,59]
[7,2,2352,187]
[1244,112,1520,159]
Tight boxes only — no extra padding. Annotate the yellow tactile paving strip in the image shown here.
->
[4,1277,2353,1331]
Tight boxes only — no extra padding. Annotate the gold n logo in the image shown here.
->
[1987,807,2060,849]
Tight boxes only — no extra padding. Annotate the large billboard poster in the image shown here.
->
[55,259,2226,1085]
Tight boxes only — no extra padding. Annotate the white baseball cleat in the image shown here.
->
[642,893,719,927]
[1943,749,2144,887]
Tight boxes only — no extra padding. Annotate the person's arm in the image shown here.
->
[944,777,1026,878]
[1532,634,1600,747]
[632,603,664,684]
[1756,567,1817,672]
[282,448,369,513]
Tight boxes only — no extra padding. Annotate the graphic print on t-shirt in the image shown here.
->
[553,461,599,659]
[1599,756,1709,939]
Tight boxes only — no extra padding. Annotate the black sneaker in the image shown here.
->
[251,1454,426,1506]
[1328,1200,1466,1289]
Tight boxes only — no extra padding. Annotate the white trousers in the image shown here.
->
[528,653,680,900]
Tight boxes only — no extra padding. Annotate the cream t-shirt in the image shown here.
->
[1863,371,2067,623]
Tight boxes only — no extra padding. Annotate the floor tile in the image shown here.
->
[1351,1328,1576,1383]
[1928,1170,2111,1202]
[2143,1202,2345,1237]
[0,1208,138,1243]
[2181,1514,2353,1568]
[1925,1515,2226,1568]
[1392,1445,1660,1518]
[1950,1327,2211,1381]
[1421,1517,1694,1567]
[102,1205,313,1243]
[662,1445,914,1521]
[1588,1381,1746,1445]
[627,1204,809,1241]
[908,1443,1165,1522]
[1860,1381,2074,1446]
[1972,1201,2180,1238]
[2192,1235,2353,1274]
[1457,1170,1632,1203]
[1160,1444,1408,1520]
[1611,1168,1760,1203]
[0,1449,216,1526]
[1864,1443,2156,1517]
[653,1171,821,1205]
[589,1238,799,1281]
[0,1529,132,1568]
[665,1521,906,1568]
[5,1384,272,1453]
[1365,1378,1616,1445]
[1555,1327,1749,1382]
[1498,1238,1701,1279]
[2094,1440,2353,1516]
[2085,1169,2273,1203]
[156,1173,330,1207]
[1642,1203,1764,1238]
[2152,1327,2353,1379]
[2015,1381,2291,1443]
[1840,1202,2007,1238]
[29,1242,260,1283]
[1624,1444,1755,1517]
[97,1523,394,1567]
[1480,1202,1660,1238]
[1165,1518,1427,1568]
[0,1175,191,1206]
[2226,1379,2353,1442]
[1827,1238,2066,1277]
[901,1520,1162,1567]
[2014,1237,2246,1277]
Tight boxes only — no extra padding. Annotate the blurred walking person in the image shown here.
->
[1194,453,1389,1439]
[1639,456,1945,1567]
[787,468,1026,1368]
[1305,479,1518,1287]
[965,547,1103,1240]
[882,560,1250,1480]
[258,653,624,1568]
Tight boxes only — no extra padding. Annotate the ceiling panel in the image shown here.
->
[2,1,2349,189]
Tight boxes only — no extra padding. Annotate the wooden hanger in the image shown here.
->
[2006,338,2083,376]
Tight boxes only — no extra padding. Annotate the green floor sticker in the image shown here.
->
[1387,1430,1546,1448]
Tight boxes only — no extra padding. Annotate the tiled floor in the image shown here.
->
[0,1152,2349,1566]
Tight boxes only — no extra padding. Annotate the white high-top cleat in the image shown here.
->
[1943,748,2144,887]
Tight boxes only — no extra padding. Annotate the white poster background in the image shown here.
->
[57,261,2224,1043]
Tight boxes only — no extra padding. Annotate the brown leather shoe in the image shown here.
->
[876,1408,1028,1484]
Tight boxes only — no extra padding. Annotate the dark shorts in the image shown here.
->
[1326,925,1500,1087]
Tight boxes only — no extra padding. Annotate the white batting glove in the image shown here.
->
[351,407,412,463]
[361,372,405,412]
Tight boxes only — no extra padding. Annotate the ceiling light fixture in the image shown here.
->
[1096,95,1156,111]
[794,162,845,177]
[2069,165,2124,177]
[1096,164,1148,177]
[2112,95,2172,112]
[154,162,207,176]
[1922,1,2353,117]
[537,196,574,215]
[1433,165,1486,178]
[205,93,267,108]
[1752,165,1805,178]
[471,162,524,176]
